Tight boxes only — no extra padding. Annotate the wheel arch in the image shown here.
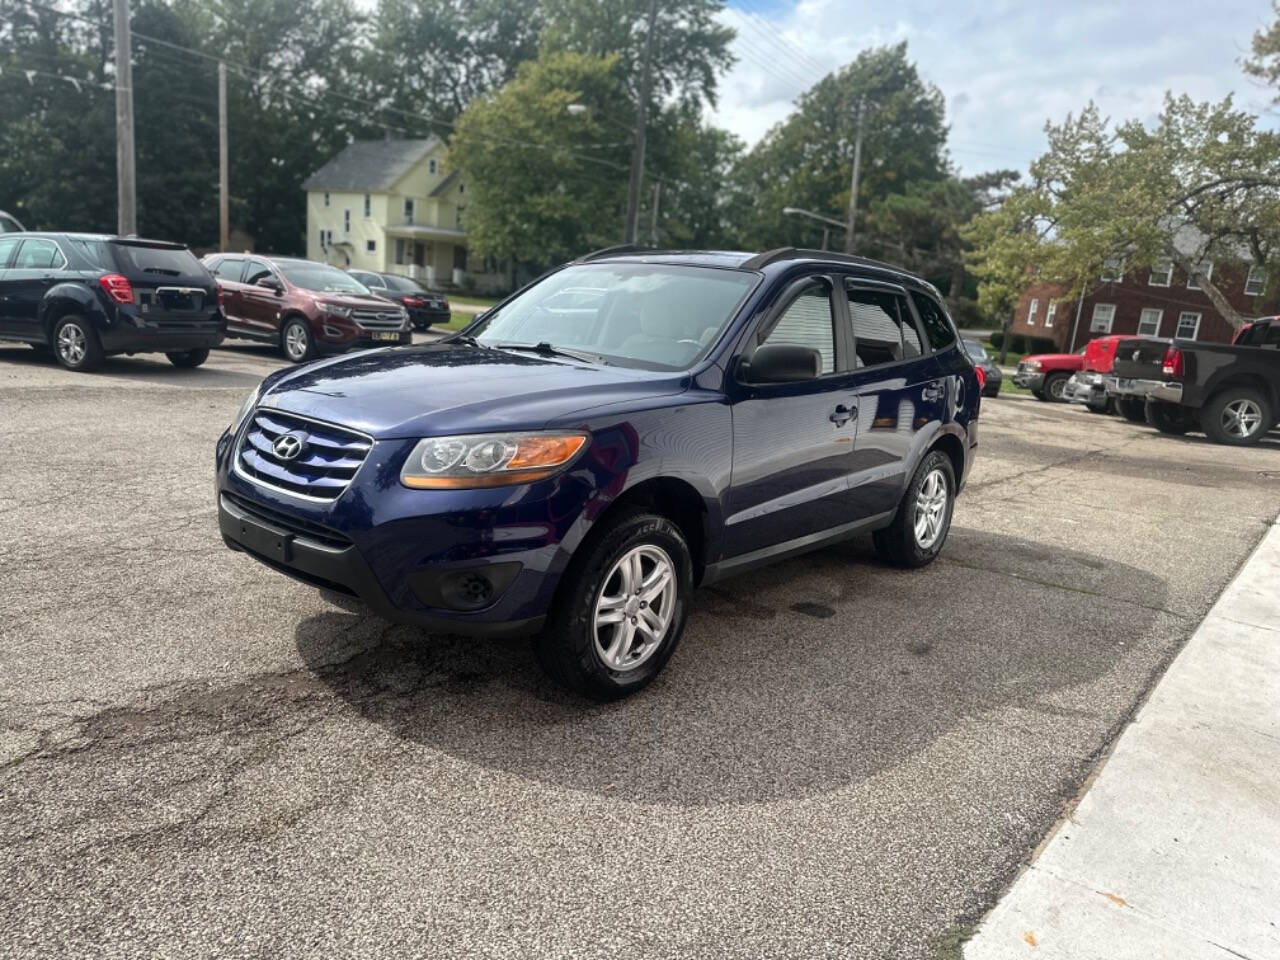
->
[1204,373,1276,413]
[927,431,966,488]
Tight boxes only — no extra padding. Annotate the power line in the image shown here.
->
[733,0,831,82]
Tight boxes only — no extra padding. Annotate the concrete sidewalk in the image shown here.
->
[966,519,1280,960]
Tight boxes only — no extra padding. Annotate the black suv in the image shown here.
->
[0,233,224,371]
[348,270,451,330]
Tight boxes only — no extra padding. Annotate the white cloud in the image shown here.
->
[709,0,1278,172]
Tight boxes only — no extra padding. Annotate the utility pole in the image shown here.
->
[218,61,229,251]
[844,96,867,255]
[650,181,661,246]
[625,0,659,244]
[112,0,136,235]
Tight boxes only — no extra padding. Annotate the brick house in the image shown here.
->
[1011,256,1278,351]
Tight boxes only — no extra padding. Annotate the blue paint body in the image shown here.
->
[215,252,980,635]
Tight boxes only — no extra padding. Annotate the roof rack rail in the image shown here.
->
[576,243,652,262]
[740,246,915,276]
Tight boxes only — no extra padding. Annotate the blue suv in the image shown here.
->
[216,248,980,699]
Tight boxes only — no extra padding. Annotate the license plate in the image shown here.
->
[372,331,401,342]
[238,516,293,563]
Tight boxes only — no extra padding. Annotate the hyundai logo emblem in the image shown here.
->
[273,431,308,461]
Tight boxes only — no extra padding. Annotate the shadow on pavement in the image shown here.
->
[295,528,1169,807]
[0,343,271,388]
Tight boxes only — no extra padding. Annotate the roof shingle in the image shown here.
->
[302,138,442,192]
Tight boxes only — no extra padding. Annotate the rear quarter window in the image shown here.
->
[909,290,957,351]
[111,243,206,278]
[66,238,113,270]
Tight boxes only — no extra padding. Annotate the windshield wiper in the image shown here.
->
[494,341,607,365]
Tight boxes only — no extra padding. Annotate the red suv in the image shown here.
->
[202,254,411,362]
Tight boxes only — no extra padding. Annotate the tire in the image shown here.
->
[165,348,209,368]
[51,315,104,372]
[1145,399,1194,435]
[982,385,1000,398]
[1199,387,1273,446]
[281,318,315,363]
[1031,389,1048,401]
[534,508,693,701]
[1043,372,1070,402]
[873,449,956,569]
[1116,395,1147,423]
[1085,396,1114,415]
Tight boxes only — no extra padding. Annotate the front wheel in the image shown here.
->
[535,509,692,701]
[873,450,956,568]
[165,348,209,368]
[1200,388,1272,446]
[1044,372,1070,402]
[51,315,104,372]
[1116,395,1147,423]
[281,318,315,363]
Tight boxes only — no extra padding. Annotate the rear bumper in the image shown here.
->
[99,318,226,353]
[409,309,450,329]
[1102,376,1176,401]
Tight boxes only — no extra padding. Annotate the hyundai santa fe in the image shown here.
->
[216,247,980,699]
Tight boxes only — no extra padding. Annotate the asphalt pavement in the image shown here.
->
[2,342,1278,959]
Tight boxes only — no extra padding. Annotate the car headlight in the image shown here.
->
[1025,360,1042,370]
[231,383,261,433]
[318,300,352,319]
[400,432,588,489]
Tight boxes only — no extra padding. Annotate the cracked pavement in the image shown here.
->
[2,342,1278,959]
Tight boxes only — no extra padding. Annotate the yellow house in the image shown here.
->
[302,137,504,292]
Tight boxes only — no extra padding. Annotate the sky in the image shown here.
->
[709,0,1279,173]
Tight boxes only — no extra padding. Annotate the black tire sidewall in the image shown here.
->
[1044,373,1070,402]
[166,348,209,368]
[1201,388,1272,446]
[541,511,693,700]
[1116,396,1146,422]
[1145,400,1191,434]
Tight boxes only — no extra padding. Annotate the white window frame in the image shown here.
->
[403,198,414,222]
[1044,301,1057,327]
[1137,308,1163,337]
[363,194,371,218]
[1027,297,1039,326]
[1090,303,1116,333]
[1148,260,1173,287]
[1101,256,1124,282]
[1176,311,1201,340]
[1187,260,1213,290]
[1246,265,1265,296]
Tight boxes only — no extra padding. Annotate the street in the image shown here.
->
[2,342,1277,959]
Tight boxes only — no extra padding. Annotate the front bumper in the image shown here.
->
[316,323,413,352]
[1012,368,1044,389]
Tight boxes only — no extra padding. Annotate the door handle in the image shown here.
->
[829,404,856,426]
[922,381,944,401]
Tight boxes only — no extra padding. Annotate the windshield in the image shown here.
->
[279,261,370,295]
[963,340,988,360]
[469,262,757,370]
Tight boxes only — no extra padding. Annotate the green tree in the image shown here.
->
[644,109,744,249]
[449,51,634,267]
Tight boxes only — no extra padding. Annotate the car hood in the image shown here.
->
[259,342,686,439]
[298,290,397,310]
[1021,352,1084,368]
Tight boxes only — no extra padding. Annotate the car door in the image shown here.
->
[0,234,23,335]
[210,257,248,332]
[722,274,861,559]
[839,279,947,520]
[7,237,68,340]
[239,258,285,339]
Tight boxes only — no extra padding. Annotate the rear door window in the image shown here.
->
[111,243,204,278]
[14,238,65,270]
[846,285,921,368]
[213,258,246,283]
[909,290,957,352]
[65,238,113,270]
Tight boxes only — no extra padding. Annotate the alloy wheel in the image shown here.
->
[1049,378,1068,401]
[57,322,86,366]
[913,467,949,549]
[593,544,676,672]
[1222,398,1263,439]
[285,324,309,361]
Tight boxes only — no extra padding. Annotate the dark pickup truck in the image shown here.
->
[1103,317,1280,445]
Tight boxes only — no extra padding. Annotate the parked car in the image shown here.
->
[0,210,26,233]
[1012,346,1085,401]
[961,338,1002,397]
[216,247,980,699]
[1106,334,1280,445]
[347,269,451,331]
[0,232,224,371]
[202,254,411,362]
[1062,334,1166,414]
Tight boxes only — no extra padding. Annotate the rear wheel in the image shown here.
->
[281,318,314,363]
[873,450,956,568]
[165,348,209,368]
[51,315,104,372]
[1116,395,1147,423]
[1145,399,1194,435]
[1200,387,1272,446]
[534,508,692,701]
[1044,372,1070,402]
[1031,389,1048,401]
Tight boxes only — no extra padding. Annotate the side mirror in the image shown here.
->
[256,276,283,293]
[741,343,822,383]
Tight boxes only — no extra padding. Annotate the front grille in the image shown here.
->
[351,309,405,331]
[221,492,352,549]
[234,409,372,502]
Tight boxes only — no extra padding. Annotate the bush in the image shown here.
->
[988,331,1055,354]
